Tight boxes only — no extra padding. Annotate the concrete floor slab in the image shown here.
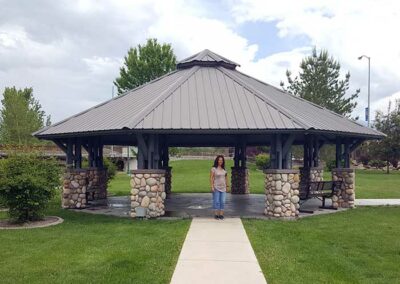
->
[76,193,347,219]
[170,218,267,284]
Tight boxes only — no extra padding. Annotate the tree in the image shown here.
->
[280,47,359,117]
[114,38,177,95]
[0,87,50,145]
[369,100,400,173]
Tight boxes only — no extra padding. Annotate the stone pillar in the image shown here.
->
[164,166,172,197]
[62,168,88,209]
[231,167,249,194]
[332,168,355,208]
[264,169,300,218]
[87,167,108,200]
[299,167,324,185]
[130,169,166,218]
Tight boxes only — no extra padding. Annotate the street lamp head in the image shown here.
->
[358,55,370,60]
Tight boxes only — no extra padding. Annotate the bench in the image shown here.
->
[299,181,342,213]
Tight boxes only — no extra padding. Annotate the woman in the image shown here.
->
[210,155,230,220]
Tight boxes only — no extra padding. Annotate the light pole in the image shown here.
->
[358,55,371,127]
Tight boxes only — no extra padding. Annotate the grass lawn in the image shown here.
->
[324,169,400,198]
[0,201,190,284]
[108,171,131,196]
[108,160,400,198]
[243,206,400,284]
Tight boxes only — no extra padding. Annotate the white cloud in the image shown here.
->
[0,0,399,125]
[229,0,400,119]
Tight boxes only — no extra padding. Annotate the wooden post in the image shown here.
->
[336,137,342,168]
[66,138,74,167]
[303,139,308,168]
[234,145,240,167]
[307,136,313,167]
[241,140,247,168]
[276,134,282,169]
[270,135,277,169]
[314,136,319,167]
[344,139,350,168]
[74,138,82,169]
[97,139,104,169]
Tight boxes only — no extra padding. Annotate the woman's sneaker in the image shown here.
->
[219,215,224,220]
[214,215,220,220]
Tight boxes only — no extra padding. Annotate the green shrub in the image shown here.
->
[325,159,347,171]
[255,153,270,169]
[103,157,116,182]
[369,159,386,169]
[0,153,61,223]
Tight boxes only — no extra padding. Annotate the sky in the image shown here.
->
[1,0,399,125]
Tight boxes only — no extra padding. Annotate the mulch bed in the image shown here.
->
[0,216,63,230]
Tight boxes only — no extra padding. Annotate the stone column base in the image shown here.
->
[332,168,355,208]
[87,167,108,200]
[299,167,324,185]
[264,169,300,218]
[231,167,249,194]
[130,169,166,218]
[62,168,88,209]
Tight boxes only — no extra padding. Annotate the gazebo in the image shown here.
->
[33,49,384,218]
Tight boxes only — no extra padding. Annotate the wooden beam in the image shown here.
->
[282,134,295,156]
[53,139,68,154]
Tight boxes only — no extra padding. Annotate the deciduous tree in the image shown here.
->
[114,38,176,95]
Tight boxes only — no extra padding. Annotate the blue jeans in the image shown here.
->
[213,190,226,210]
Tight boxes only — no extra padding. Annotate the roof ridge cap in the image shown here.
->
[126,66,200,129]
[218,67,310,129]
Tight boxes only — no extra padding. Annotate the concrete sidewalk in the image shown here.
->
[356,199,400,206]
[170,217,267,284]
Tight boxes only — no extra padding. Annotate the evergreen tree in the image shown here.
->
[369,100,400,173]
[281,47,359,117]
[114,38,177,95]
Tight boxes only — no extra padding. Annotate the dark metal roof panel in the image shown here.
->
[134,67,302,130]
[34,49,384,139]
[227,69,383,136]
[34,69,189,136]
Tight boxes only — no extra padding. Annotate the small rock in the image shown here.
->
[141,196,150,207]
[273,195,284,201]
[282,183,291,194]
[146,178,157,186]
[290,196,299,203]
[71,180,79,188]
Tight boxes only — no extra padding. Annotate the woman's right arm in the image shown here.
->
[210,168,214,192]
